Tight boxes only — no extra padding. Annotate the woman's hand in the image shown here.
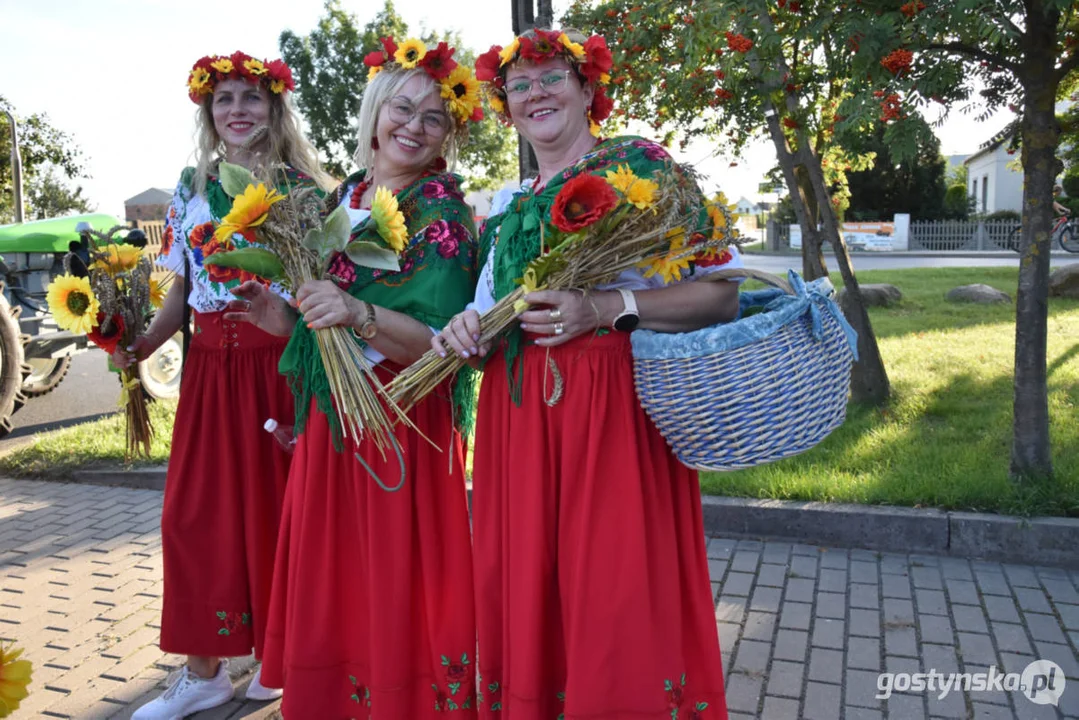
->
[517,289,606,347]
[295,280,362,331]
[111,335,156,370]
[432,309,488,360]
[224,281,298,337]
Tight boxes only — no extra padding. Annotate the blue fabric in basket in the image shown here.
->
[630,269,859,360]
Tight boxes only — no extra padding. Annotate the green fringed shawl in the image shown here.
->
[279,171,480,448]
[479,135,693,403]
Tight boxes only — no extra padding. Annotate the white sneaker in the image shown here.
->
[244,665,283,701]
[132,660,234,720]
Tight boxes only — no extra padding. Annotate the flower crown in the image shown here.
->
[187,51,295,104]
[474,29,614,136]
[364,37,485,127]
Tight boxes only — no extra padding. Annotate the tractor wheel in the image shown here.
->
[22,356,73,398]
[0,291,29,437]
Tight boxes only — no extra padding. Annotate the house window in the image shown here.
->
[972,178,978,210]
[982,175,989,213]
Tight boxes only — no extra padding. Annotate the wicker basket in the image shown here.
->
[630,268,858,471]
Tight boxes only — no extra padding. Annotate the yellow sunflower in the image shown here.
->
[640,230,692,284]
[188,68,211,95]
[367,65,383,82]
[707,193,739,239]
[558,34,586,60]
[486,89,506,115]
[440,66,481,123]
[394,38,427,69]
[599,72,612,85]
[371,186,408,252]
[270,79,286,94]
[499,38,521,66]
[91,243,142,275]
[214,183,286,243]
[625,177,660,210]
[149,277,166,308]
[605,164,638,194]
[210,58,233,74]
[46,274,100,335]
[0,644,32,717]
[243,58,267,76]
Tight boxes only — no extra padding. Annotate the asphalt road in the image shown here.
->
[2,253,1075,455]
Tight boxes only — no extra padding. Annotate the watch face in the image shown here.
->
[614,313,640,332]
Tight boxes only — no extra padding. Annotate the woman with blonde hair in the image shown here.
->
[226,36,484,718]
[117,51,333,720]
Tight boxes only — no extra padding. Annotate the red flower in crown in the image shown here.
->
[419,42,458,80]
[365,49,387,67]
[380,36,398,58]
[265,59,295,92]
[580,35,613,83]
[475,46,502,82]
[591,84,614,122]
[187,51,294,104]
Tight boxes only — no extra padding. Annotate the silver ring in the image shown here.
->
[549,308,562,321]
[554,322,564,335]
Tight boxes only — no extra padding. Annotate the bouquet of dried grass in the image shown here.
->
[202,160,413,454]
[387,161,741,413]
[46,226,167,459]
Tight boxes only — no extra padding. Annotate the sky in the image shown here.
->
[0,0,1015,219]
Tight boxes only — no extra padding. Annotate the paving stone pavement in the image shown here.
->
[3,477,1079,719]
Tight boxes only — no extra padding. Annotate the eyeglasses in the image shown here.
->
[386,97,451,136]
[505,70,575,100]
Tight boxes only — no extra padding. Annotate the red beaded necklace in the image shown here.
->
[348,166,443,210]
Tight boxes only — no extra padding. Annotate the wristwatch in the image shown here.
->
[612,289,640,332]
[357,301,377,340]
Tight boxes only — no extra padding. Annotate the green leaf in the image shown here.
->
[349,675,357,685]
[216,611,227,619]
[324,204,352,249]
[219,162,259,198]
[696,702,709,710]
[302,228,337,260]
[461,652,470,665]
[218,628,229,635]
[203,247,285,281]
[345,240,400,271]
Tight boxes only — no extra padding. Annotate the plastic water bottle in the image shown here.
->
[264,418,296,454]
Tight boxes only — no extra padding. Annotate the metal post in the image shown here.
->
[2,109,25,224]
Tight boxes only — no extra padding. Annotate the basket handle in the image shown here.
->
[699,267,794,294]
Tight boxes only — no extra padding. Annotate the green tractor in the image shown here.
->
[0,213,183,436]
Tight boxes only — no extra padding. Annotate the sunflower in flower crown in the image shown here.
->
[363,36,485,127]
[46,274,100,335]
[0,643,33,717]
[187,51,295,104]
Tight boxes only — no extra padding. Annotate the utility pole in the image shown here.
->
[2,109,25,224]
[509,0,554,180]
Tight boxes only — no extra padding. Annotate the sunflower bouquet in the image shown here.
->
[46,227,166,459]
[387,162,741,413]
[202,161,412,452]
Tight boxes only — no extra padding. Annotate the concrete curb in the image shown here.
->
[54,467,1079,569]
[742,250,1077,260]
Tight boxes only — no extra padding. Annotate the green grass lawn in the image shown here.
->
[0,399,176,477]
[701,266,1079,517]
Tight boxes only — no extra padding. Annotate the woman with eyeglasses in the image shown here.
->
[226,37,484,718]
[434,28,740,718]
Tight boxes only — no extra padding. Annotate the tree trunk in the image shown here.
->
[1011,4,1060,480]
[802,141,891,406]
[762,102,828,280]
[794,166,827,280]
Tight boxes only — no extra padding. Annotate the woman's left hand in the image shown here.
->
[518,289,603,347]
[296,280,362,331]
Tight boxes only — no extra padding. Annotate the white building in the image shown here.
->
[734,196,760,216]
[964,134,1023,215]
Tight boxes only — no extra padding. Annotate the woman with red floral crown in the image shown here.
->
[115,52,334,720]
[224,36,484,719]
[434,29,742,719]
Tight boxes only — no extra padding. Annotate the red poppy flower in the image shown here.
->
[550,173,618,232]
[419,41,458,79]
[203,239,242,283]
[87,313,126,355]
[189,222,214,250]
[160,225,174,256]
[590,84,614,122]
[475,46,503,81]
[230,51,254,79]
[580,35,613,83]
[380,37,398,58]
[265,59,295,91]
[364,50,387,67]
[697,248,733,268]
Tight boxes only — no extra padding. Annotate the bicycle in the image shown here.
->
[1004,214,1079,253]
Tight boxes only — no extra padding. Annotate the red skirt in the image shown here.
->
[260,365,477,720]
[472,331,728,720]
[159,311,294,658]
